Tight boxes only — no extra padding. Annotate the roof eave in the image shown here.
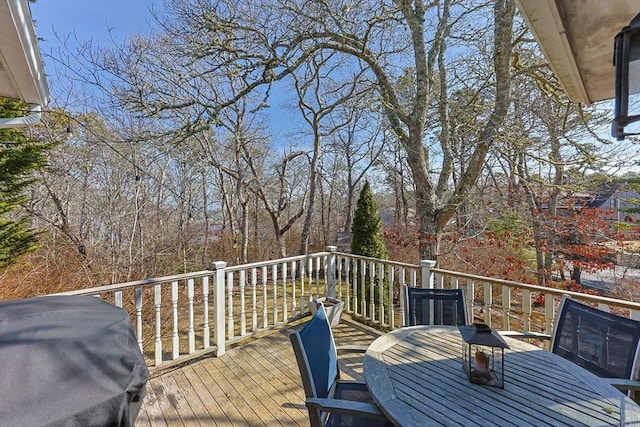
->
[515,0,591,104]
[0,0,49,107]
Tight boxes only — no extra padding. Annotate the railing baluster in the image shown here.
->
[227,271,234,340]
[135,286,143,353]
[522,289,532,333]
[171,281,179,360]
[377,262,384,323]
[272,264,278,324]
[299,259,306,314]
[114,291,123,308]
[369,261,376,321]
[351,260,358,315]
[251,268,258,331]
[290,261,297,317]
[544,293,554,336]
[327,247,337,299]
[239,270,246,336]
[323,254,329,297]
[154,284,162,366]
[484,283,492,325]
[187,278,195,353]
[466,281,475,324]
[387,265,394,328]
[282,262,288,320]
[360,259,366,317]
[202,276,210,348]
[337,257,343,301]
[262,266,268,328]
[309,257,315,300]
[344,259,351,313]
[308,256,313,296]
[399,267,406,327]
[315,256,321,296]
[502,286,511,331]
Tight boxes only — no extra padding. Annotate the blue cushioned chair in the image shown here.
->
[404,286,468,326]
[289,303,392,427]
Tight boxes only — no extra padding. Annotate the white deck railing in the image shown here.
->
[52,246,640,371]
[54,250,340,370]
[428,267,640,333]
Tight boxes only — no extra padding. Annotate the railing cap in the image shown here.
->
[212,261,227,270]
[420,260,437,268]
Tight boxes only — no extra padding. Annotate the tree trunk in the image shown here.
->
[406,128,437,260]
[343,177,355,233]
[299,131,320,255]
[240,201,249,264]
[420,0,514,262]
[571,266,581,284]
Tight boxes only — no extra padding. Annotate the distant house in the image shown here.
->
[585,185,640,223]
[526,183,640,225]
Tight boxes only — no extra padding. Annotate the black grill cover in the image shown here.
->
[0,295,148,426]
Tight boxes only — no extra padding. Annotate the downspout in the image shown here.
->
[0,103,42,128]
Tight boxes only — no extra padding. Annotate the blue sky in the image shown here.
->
[32,1,159,49]
[30,1,163,108]
[29,1,306,138]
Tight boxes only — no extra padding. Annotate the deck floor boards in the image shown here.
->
[136,316,383,426]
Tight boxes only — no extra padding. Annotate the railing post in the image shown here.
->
[212,261,227,356]
[326,246,337,298]
[420,260,437,288]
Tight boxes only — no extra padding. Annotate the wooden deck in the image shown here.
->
[135,315,384,426]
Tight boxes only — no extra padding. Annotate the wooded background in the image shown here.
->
[2,0,639,300]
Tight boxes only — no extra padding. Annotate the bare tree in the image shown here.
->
[50,0,517,263]
[65,0,514,261]
[248,149,309,258]
[292,52,373,254]
[379,132,413,228]
[191,102,259,264]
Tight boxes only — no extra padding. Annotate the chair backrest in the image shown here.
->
[551,296,640,380]
[290,303,340,426]
[404,287,468,326]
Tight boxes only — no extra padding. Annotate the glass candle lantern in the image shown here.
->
[459,323,509,388]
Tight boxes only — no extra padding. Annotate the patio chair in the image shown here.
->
[404,286,468,326]
[551,296,640,395]
[289,303,392,427]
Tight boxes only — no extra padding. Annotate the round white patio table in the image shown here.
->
[363,325,640,427]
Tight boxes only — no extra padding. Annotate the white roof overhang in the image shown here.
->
[515,0,639,104]
[0,0,48,108]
